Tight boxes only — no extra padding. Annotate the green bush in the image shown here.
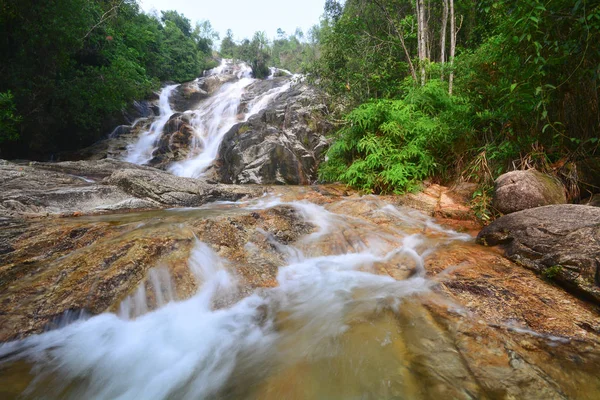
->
[320,80,473,193]
[0,91,21,144]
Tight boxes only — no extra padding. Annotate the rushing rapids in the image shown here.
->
[1,186,600,399]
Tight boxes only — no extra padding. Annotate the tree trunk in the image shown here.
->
[440,0,449,80]
[449,0,456,95]
[417,0,427,85]
[371,0,418,83]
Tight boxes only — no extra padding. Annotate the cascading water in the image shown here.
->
[167,62,254,177]
[0,195,465,399]
[122,59,297,178]
[1,190,599,399]
[124,84,179,165]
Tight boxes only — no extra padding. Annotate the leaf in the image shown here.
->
[510,83,518,92]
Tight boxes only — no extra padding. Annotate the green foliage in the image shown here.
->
[469,184,494,223]
[270,27,320,73]
[316,0,600,203]
[0,91,22,144]
[320,81,473,193]
[542,265,563,280]
[0,0,215,157]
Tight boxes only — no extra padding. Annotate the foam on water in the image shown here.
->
[0,204,448,399]
[124,84,179,165]
[122,59,297,178]
[167,73,255,178]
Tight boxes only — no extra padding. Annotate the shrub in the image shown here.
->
[320,80,473,193]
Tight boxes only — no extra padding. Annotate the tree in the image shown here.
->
[440,0,449,78]
[0,0,215,158]
[161,10,192,37]
[220,30,237,58]
[448,0,456,95]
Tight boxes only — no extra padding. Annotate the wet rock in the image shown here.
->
[148,113,196,169]
[0,204,313,341]
[105,168,261,207]
[57,118,153,161]
[477,204,600,303]
[395,182,477,223]
[0,159,261,218]
[208,83,332,184]
[170,80,209,111]
[493,169,566,214]
[1,184,600,399]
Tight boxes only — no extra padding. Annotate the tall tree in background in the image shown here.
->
[448,0,456,95]
[416,0,428,85]
[440,0,449,79]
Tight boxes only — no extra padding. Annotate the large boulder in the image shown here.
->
[170,80,209,111]
[208,83,331,185]
[477,204,600,303]
[493,169,566,214]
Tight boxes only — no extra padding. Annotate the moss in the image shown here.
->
[542,265,563,279]
[532,170,566,204]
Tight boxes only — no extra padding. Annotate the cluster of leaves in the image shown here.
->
[0,91,22,144]
[0,0,217,158]
[320,81,473,193]
[315,0,600,201]
[220,27,320,78]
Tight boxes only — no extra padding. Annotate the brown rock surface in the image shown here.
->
[1,184,599,399]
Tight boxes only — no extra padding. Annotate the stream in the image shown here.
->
[1,188,600,399]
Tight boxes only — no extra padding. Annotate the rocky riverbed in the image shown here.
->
[1,158,599,399]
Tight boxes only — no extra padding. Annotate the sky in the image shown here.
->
[138,0,327,43]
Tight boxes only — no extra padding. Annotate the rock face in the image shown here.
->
[0,159,261,218]
[208,82,331,184]
[493,169,566,214]
[147,113,196,169]
[477,204,600,303]
[170,80,208,111]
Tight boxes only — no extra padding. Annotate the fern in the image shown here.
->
[319,80,473,193]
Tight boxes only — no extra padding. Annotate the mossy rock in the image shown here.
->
[492,169,566,214]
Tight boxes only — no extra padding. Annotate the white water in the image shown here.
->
[0,198,467,399]
[122,59,296,178]
[167,62,254,177]
[124,84,179,165]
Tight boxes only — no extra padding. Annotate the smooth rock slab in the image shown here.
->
[477,204,600,303]
[0,159,261,218]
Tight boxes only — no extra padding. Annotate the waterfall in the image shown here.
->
[124,84,179,165]
[122,59,296,178]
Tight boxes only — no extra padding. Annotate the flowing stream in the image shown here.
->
[0,195,457,399]
[1,189,599,399]
[124,84,179,165]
